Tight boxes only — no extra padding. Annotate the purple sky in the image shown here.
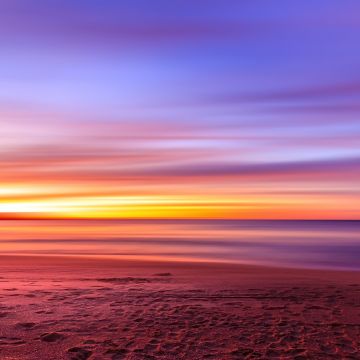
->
[0,1,359,219]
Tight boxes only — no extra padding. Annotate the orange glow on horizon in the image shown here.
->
[0,182,359,220]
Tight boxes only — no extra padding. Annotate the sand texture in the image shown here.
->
[0,256,359,359]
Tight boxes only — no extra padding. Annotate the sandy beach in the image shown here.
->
[0,255,359,359]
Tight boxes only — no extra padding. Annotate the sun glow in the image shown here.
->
[1,185,358,220]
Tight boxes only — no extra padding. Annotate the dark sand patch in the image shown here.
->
[40,332,66,342]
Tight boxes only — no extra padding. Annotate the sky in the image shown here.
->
[0,0,360,220]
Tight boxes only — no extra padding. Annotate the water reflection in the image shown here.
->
[0,220,359,270]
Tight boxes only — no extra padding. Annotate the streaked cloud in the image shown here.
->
[0,1,359,220]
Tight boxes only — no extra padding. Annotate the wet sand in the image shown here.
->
[0,255,359,359]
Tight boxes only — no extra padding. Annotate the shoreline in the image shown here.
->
[1,253,360,275]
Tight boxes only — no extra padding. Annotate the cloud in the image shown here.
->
[203,81,360,105]
[0,2,270,49]
[138,156,360,180]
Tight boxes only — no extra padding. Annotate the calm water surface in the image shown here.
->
[0,220,359,270]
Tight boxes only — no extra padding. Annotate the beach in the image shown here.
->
[0,255,359,359]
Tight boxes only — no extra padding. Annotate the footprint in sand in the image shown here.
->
[16,322,36,329]
[67,347,92,360]
[40,332,66,342]
[105,347,129,359]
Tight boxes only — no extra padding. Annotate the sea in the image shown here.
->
[0,219,359,270]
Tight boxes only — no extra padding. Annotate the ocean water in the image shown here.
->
[0,220,359,270]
